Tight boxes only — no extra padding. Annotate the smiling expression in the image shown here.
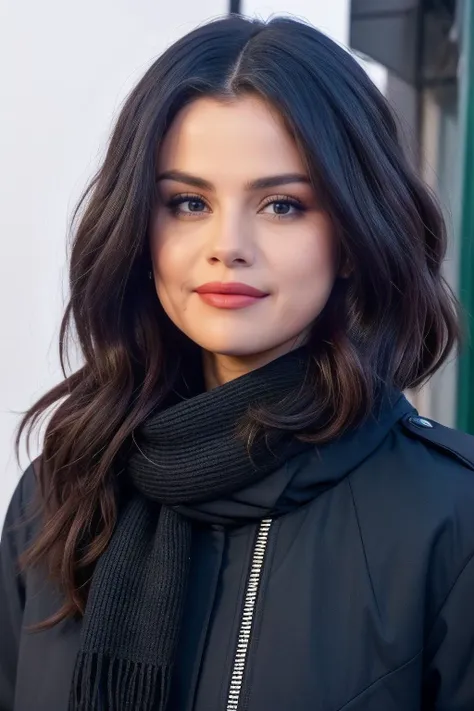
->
[150,94,337,360]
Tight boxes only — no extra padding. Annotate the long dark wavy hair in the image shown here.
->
[17,14,459,625]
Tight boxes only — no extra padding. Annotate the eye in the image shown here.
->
[166,194,210,217]
[259,196,305,219]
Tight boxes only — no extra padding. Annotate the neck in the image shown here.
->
[201,338,308,390]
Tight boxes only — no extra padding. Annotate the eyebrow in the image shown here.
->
[156,170,311,191]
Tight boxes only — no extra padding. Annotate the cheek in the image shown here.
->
[149,216,186,318]
[277,224,337,298]
[150,214,187,287]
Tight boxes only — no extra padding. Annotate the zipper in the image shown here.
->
[226,518,273,711]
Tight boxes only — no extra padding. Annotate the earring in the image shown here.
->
[148,270,153,280]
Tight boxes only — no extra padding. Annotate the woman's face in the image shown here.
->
[150,94,336,361]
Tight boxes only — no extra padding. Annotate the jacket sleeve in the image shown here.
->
[0,465,36,711]
[423,552,474,710]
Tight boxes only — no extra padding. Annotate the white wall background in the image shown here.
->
[242,0,349,43]
[0,0,363,524]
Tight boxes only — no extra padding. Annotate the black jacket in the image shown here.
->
[2,395,474,711]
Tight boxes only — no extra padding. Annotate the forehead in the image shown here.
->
[157,94,307,178]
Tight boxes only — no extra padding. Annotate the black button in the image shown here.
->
[408,416,434,429]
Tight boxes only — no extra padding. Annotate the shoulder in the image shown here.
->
[394,415,474,622]
[349,413,474,622]
[398,413,474,472]
[351,409,474,549]
[393,412,474,530]
[377,412,474,523]
[353,410,474,506]
[1,459,40,559]
[391,413,474,515]
[378,414,474,602]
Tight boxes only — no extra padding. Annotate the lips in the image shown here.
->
[194,282,269,310]
[194,282,268,297]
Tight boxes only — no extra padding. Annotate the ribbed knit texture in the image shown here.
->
[69,348,310,711]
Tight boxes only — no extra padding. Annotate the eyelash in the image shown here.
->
[165,193,306,220]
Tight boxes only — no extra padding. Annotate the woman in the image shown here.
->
[1,13,474,711]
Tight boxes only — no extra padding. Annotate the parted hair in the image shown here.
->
[17,14,459,625]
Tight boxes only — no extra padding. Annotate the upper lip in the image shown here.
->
[194,282,268,297]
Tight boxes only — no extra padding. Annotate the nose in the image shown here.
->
[205,207,255,268]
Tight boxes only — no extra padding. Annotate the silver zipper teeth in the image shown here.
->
[226,518,273,711]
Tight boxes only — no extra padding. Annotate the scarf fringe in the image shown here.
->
[69,651,171,711]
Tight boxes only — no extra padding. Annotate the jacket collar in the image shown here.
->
[174,393,415,526]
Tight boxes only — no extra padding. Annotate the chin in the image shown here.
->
[178,317,308,361]
[187,331,277,359]
[203,342,271,358]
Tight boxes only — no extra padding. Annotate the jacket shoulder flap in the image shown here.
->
[400,414,474,471]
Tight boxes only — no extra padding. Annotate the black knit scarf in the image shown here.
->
[69,348,311,711]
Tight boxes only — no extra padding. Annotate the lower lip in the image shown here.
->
[196,293,267,309]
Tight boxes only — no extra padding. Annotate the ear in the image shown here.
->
[338,255,352,279]
[335,241,352,279]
